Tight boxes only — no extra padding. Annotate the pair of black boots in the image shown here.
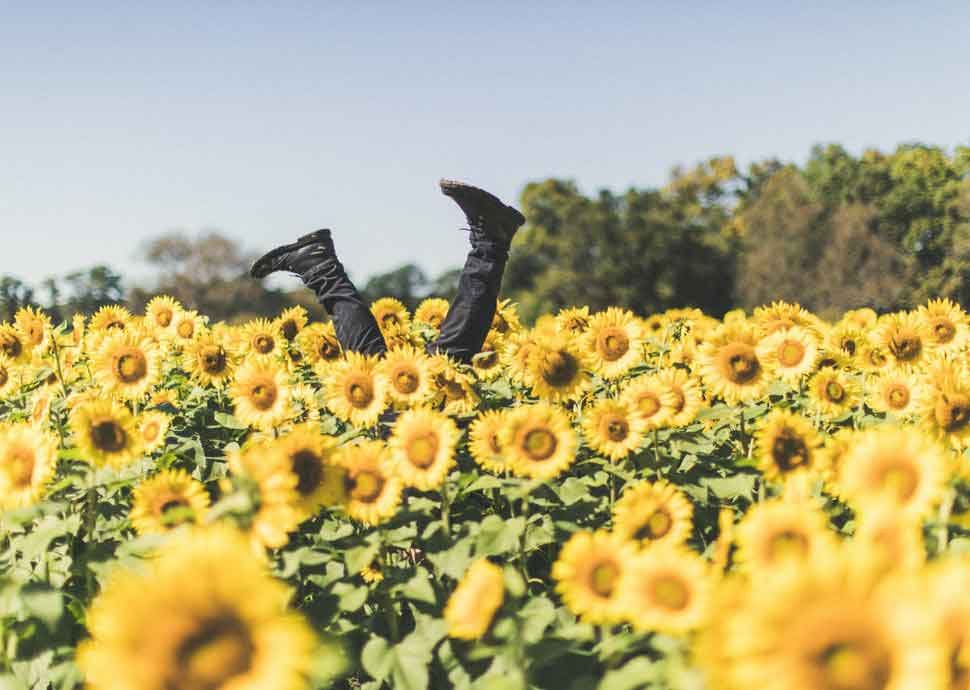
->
[249,180,526,362]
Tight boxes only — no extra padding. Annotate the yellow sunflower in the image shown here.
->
[617,545,711,635]
[227,442,302,549]
[698,324,771,404]
[88,304,133,334]
[857,339,891,374]
[580,398,646,461]
[867,371,924,418]
[0,323,30,365]
[14,306,52,355]
[500,402,578,481]
[137,411,171,454]
[335,440,402,526]
[656,367,704,427]
[582,307,644,379]
[143,295,182,337]
[288,383,322,422]
[275,305,309,342]
[851,500,926,576]
[502,331,541,386]
[752,300,820,336]
[272,424,346,519]
[76,526,317,690]
[129,469,210,535]
[755,326,820,383]
[238,318,285,359]
[386,408,459,491]
[324,352,387,427]
[928,555,970,690]
[826,321,868,363]
[0,354,16,398]
[555,306,592,337]
[753,409,823,482]
[470,330,505,381]
[169,309,206,344]
[806,366,861,418]
[877,311,935,371]
[918,298,969,353]
[376,346,434,407]
[444,559,505,640]
[842,307,878,330]
[551,530,636,625]
[837,427,947,520]
[0,423,57,509]
[230,359,292,430]
[734,498,836,574]
[612,479,694,549]
[711,507,736,572]
[94,332,161,400]
[296,322,343,368]
[619,374,674,430]
[490,299,522,337]
[468,409,513,473]
[28,388,53,428]
[70,400,143,469]
[524,335,592,403]
[921,368,970,451]
[371,297,411,334]
[429,356,480,416]
[183,332,235,386]
[414,297,450,330]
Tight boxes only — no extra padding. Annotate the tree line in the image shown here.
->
[4,142,969,324]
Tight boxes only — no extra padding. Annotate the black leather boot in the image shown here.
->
[439,180,525,247]
[250,229,336,279]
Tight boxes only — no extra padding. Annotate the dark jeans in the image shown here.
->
[302,232,508,364]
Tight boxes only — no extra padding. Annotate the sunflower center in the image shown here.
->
[635,509,672,540]
[771,429,809,471]
[523,428,558,461]
[589,561,619,597]
[349,470,384,503]
[868,349,887,368]
[159,498,192,526]
[492,313,509,333]
[252,334,275,355]
[719,344,760,384]
[116,351,147,383]
[201,346,228,374]
[565,317,588,333]
[668,388,686,414]
[487,431,501,455]
[778,340,806,367]
[889,333,921,361]
[637,393,662,419]
[175,615,254,690]
[768,529,809,560]
[91,420,127,453]
[393,368,420,395]
[248,382,278,411]
[651,575,689,611]
[936,394,970,432]
[879,463,918,501]
[142,421,161,442]
[380,312,401,328]
[177,320,195,338]
[598,329,630,361]
[156,309,173,327]
[281,319,299,341]
[931,319,956,344]
[318,337,340,360]
[292,450,323,495]
[347,379,374,408]
[8,448,35,488]
[24,323,44,346]
[541,351,579,387]
[818,641,890,690]
[886,384,910,410]
[407,433,439,469]
[0,333,23,359]
[0,367,8,388]
[602,415,630,442]
[475,350,499,369]
[825,381,845,403]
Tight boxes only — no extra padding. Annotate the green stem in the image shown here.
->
[440,477,452,538]
[652,427,661,468]
[82,478,98,598]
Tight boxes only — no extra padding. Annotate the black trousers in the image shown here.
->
[302,232,508,364]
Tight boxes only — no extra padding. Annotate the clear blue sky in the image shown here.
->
[3,2,969,291]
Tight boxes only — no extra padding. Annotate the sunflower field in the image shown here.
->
[3,295,970,690]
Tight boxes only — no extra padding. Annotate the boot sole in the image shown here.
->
[438,179,525,236]
[250,229,330,279]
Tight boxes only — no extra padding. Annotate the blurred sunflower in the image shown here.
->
[857,340,891,374]
[414,297,450,330]
[928,555,970,690]
[752,300,819,336]
[502,331,541,386]
[643,313,668,340]
[129,469,209,535]
[470,330,505,381]
[920,367,970,451]
[386,408,459,491]
[698,324,770,404]
[89,304,133,333]
[918,298,969,352]
[0,423,57,509]
[851,500,926,576]
[238,318,285,359]
[231,359,292,430]
[581,398,646,461]
[555,306,592,337]
[617,546,711,635]
[138,411,171,454]
[0,324,30,365]
[76,526,316,690]
[376,346,434,407]
[552,531,636,625]
[444,559,505,640]
[274,424,346,519]
[490,299,521,336]
[867,371,923,418]
[0,355,15,398]
[838,427,947,520]
[371,297,411,333]
[183,332,235,386]
[612,480,694,549]
[94,332,161,400]
[430,357,480,416]
[877,311,934,371]
[826,322,867,362]
[619,374,674,430]
[657,367,704,427]
[170,309,206,344]
[227,442,301,549]
[14,306,52,355]
[468,410,512,473]
[501,402,578,481]
[734,498,836,574]
[582,307,644,379]
[144,295,182,337]
[842,307,878,330]
[70,400,142,469]
[756,326,820,383]
[275,305,309,341]
[525,335,591,403]
[324,352,387,427]
[336,440,402,526]
[807,366,860,418]
[297,322,343,368]
[754,409,823,482]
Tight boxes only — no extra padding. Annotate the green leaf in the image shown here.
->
[558,477,591,506]
[518,596,556,643]
[401,572,437,605]
[476,516,525,556]
[213,412,248,429]
[598,657,660,690]
[336,585,369,611]
[361,636,394,682]
[427,538,473,580]
[345,542,381,574]
[20,585,63,628]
